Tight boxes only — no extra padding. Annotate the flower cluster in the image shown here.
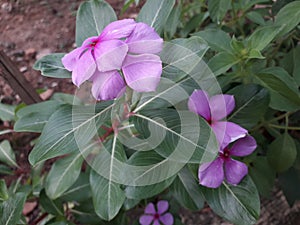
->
[188,90,257,188]
[139,200,174,225]
[62,19,163,100]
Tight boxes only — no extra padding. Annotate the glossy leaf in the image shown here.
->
[204,176,260,225]
[279,166,300,206]
[274,1,300,38]
[46,153,84,199]
[39,189,64,216]
[208,52,239,76]
[60,173,91,202]
[267,132,297,172]
[0,179,9,201]
[0,103,16,122]
[193,28,232,52]
[0,140,18,168]
[208,0,231,23]
[29,102,113,165]
[33,53,71,78]
[164,4,181,38]
[76,0,116,46]
[132,109,218,165]
[124,151,176,199]
[137,0,175,34]
[247,25,282,51]
[228,84,270,129]
[14,100,63,132]
[255,67,300,111]
[249,156,276,197]
[90,136,126,221]
[0,193,27,225]
[170,167,205,210]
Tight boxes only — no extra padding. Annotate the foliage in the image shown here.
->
[0,0,300,224]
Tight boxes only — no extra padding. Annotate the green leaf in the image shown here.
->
[0,179,9,201]
[281,45,300,86]
[248,49,265,59]
[137,0,175,34]
[0,140,18,168]
[204,176,260,225]
[267,132,297,172]
[208,52,239,76]
[279,166,300,206]
[45,153,84,199]
[33,53,71,78]
[193,28,232,52]
[164,4,181,38]
[60,173,91,202]
[0,193,26,225]
[14,101,63,132]
[76,0,116,46]
[90,136,126,221]
[255,67,300,111]
[249,156,276,197]
[274,1,300,38]
[247,25,282,51]
[124,151,176,199]
[228,84,270,129]
[170,167,205,210]
[0,103,16,121]
[180,13,207,38]
[208,0,231,23]
[29,102,113,165]
[39,189,64,216]
[132,109,218,164]
[246,11,266,25]
[0,165,13,175]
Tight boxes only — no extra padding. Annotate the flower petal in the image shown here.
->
[188,90,211,121]
[153,220,161,225]
[126,22,163,54]
[211,121,247,149]
[224,158,248,185]
[72,50,96,87]
[62,47,85,71]
[230,135,257,157]
[198,157,224,188]
[100,19,136,40]
[94,40,128,72]
[157,200,169,214]
[160,213,174,225]
[145,202,156,214]
[122,54,162,92]
[210,94,235,121]
[139,215,154,225]
[90,70,125,100]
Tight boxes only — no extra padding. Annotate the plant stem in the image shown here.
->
[268,124,300,130]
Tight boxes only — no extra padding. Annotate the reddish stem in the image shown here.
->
[30,212,48,225]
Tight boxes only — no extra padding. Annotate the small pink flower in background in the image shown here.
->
[188,90,248,148]
[139,200,174,225]
[199,135,257,188]
[62,19,163,101]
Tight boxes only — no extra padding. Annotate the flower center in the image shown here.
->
[153,213,160,220]
[220,147,230,159]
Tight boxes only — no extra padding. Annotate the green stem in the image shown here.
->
[268,124,300,130]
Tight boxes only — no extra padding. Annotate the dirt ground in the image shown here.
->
[1,0,300,224]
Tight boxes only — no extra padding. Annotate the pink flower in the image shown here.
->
[62,19,163,100]
[188,90,248,148]
[139,200,174,225]
[199,136,257,188]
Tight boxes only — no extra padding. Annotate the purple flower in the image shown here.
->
[199,136,257,188]
[139,200,174,225]
[188,90,248,148]
[62,19,163,101]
